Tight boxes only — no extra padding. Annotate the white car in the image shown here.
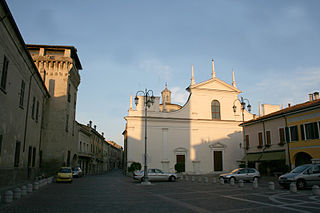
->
[279,163,320,189]
[219,168,260,183]
[133,168,177,182]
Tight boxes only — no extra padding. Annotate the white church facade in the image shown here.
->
[124,60,254,174]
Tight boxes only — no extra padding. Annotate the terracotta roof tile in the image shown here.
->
[244,99,320,125]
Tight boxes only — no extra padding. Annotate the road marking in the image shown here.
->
[309,196,320,201]
[152,193,212,213]
[222,195,312,213]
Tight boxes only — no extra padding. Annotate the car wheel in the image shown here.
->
[169,176,176,182]
[140,177,144,183]
[219,177,224,183]
[296,179,305,190]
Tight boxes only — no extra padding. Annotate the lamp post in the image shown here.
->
[134,89,155,184]
[233,97,251,168]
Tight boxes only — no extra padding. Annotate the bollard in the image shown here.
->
[13,188,22,200]
[4,190,13,203]
[253,179,258,189]
[312,185,320,196]
[268,181,275,191]
[185,176,189,182]
[33,182,39,190]
[230,178,235,186]
[48,177,53,184]
[290,182,297,193]
[212,177,217,184]
[198,176,202,183]
[27,184,33,193]
[191,176,195,182]
[21,185,27,196]
[239,180,244,187]
[220,178,224,185]
[204,177,208,183]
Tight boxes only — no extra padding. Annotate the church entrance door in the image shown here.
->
[176,155,185,172]
[214,151,223,171]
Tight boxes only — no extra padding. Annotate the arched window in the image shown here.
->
[211,100,221,120]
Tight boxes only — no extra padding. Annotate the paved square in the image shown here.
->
[1,170,319,213]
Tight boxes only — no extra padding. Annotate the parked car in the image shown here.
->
[72,167,83,178]
[219,168,260,183]
[278,163,320,189]
[133,168,177,182]
[56,167,73,183]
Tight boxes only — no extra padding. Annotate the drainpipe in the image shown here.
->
[23,74,33,152]
[38,97,47,171]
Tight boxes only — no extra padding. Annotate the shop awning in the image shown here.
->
[243,151,286,162]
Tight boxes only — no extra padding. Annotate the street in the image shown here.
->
[1,170,319,213]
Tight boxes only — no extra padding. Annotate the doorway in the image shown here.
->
[214,151,223,171]
[295,152,312,167]
[176,155,185,172]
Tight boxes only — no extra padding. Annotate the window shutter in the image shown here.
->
[300,125,305,140]
[285,127,290,142]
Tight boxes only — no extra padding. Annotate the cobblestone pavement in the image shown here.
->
[1,170,319,213]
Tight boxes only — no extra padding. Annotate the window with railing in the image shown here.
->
[279,128,285,145]
[266,131,271,146]
[0,55,9,92]
[258,132,263,148]
[289,125,298,142]
[305,122,319,140]
[19,80,25,108]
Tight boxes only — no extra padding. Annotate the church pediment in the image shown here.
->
[209,142,226,149]
[190,78,241,93]
[174,147,188,153]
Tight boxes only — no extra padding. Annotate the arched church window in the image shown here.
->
[211,100,221,120]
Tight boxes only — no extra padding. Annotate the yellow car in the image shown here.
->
[56,167,73,183]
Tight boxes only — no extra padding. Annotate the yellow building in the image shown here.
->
[286,93,320,167]
[243,92,320,174]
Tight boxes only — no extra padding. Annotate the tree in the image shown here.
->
[128,162,142,173]
[175,163,185,173]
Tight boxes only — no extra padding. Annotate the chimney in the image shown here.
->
[102,132,104,137]
[309,94,314,101]
[94,125,97,130]
[288,103,291,107]
[89,120,92,127]
[314,92,319,100]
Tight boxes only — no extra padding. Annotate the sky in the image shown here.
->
[6,0,320,146]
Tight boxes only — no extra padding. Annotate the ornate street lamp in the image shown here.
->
[135,89,155,184]
[233,97,251,167]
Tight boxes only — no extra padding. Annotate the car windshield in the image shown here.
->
[59,168,72,173]
[291,165,310,173]
[231,169,240,173]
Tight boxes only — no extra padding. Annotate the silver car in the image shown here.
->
[278,163,320,189]
[133,168,177,182]
[219,168,260,183]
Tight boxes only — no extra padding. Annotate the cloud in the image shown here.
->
[171,87,189,105]
[139,59,173,81]
[249,67,320,106]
